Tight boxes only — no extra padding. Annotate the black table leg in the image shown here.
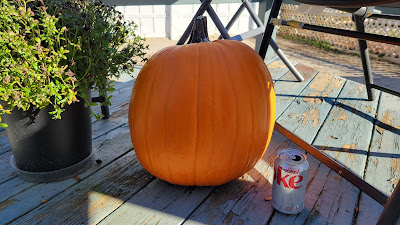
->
[354,15,375,101]
[258,0,282,59]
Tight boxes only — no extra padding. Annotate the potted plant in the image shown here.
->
[0,0,147,182]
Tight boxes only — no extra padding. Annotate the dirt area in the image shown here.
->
[142,35,400,92]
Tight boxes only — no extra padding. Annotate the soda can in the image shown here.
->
[271,149,309,214]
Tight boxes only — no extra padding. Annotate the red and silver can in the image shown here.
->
[271,149,309,214]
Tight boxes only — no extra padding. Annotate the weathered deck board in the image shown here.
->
[273,64,318,117]
[277,72,346,141]
[356,92,400,225]
[11,151,154,225]
[270,73,372,224]
[313,81,380,177]
[266,59,296,82]
[99,180,214,225]
[91,82,134,122]
[0,152,16,184]
[184,131,304,225]
[304,172,359,225]
[0,125,134,224]
[0,133,10,155]
[292,80,381,225]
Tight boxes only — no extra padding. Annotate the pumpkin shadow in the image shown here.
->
[74,130,303,224]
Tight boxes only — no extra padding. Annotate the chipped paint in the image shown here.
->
[377,111,393,134]
[307,108,320,127]
[289,108,320,127]
[391,159,400,186]
[343,143,357,151]
[336,152,341,160]
[365,106,372,113]
[345,153,356,165]
[309,73,333,93]
[303,97,323,105]
[309,73,333,97]
[375,136,383,146]
[268,61,286,69]
[334,114,347,121]
[307,73,344,100]
[0,198,18,211]
[342,144,357,165]
[329,77,345,90]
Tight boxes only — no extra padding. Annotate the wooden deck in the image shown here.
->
[1,57,399,225]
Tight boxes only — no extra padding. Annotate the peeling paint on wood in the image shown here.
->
[376,111,393,134]
[277,72,345,142]
[266,59,295,82]
[313,81,379,177]
[0,198,18,211]
[357,92,400,224]
[273,64,318,117]
[391,159,400,186]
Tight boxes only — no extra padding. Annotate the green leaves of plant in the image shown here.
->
[0,0,77,120]
[0,0,148,122]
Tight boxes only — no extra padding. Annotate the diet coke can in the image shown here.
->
[271,149,309,214]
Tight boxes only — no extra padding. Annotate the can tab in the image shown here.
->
[292,155,302,161]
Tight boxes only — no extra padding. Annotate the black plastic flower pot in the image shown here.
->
[3,98,93,183]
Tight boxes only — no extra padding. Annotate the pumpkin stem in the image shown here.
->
[188,16,211,44]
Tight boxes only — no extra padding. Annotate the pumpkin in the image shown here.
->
[129,16,276,186]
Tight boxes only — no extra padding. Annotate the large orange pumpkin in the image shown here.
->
[129,17,275,186]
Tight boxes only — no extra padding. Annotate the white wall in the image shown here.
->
[116,3,259,40]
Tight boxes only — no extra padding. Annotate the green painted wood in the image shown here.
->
[266,59,297,82]
[273,64,318,118]
[313,81,380,177]
[184,131,305,225]
[277,72,346,142]
[0,125,134,224]
[11,151,154,225]
[356,92,400,225]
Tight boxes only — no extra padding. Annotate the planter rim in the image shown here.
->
[10,151,95,183]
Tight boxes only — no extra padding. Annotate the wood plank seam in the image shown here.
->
[275,71,320,120]
[180,187,218,224]
[308,80,349,139]
[7,149,137,224]
[352,91,383,222]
